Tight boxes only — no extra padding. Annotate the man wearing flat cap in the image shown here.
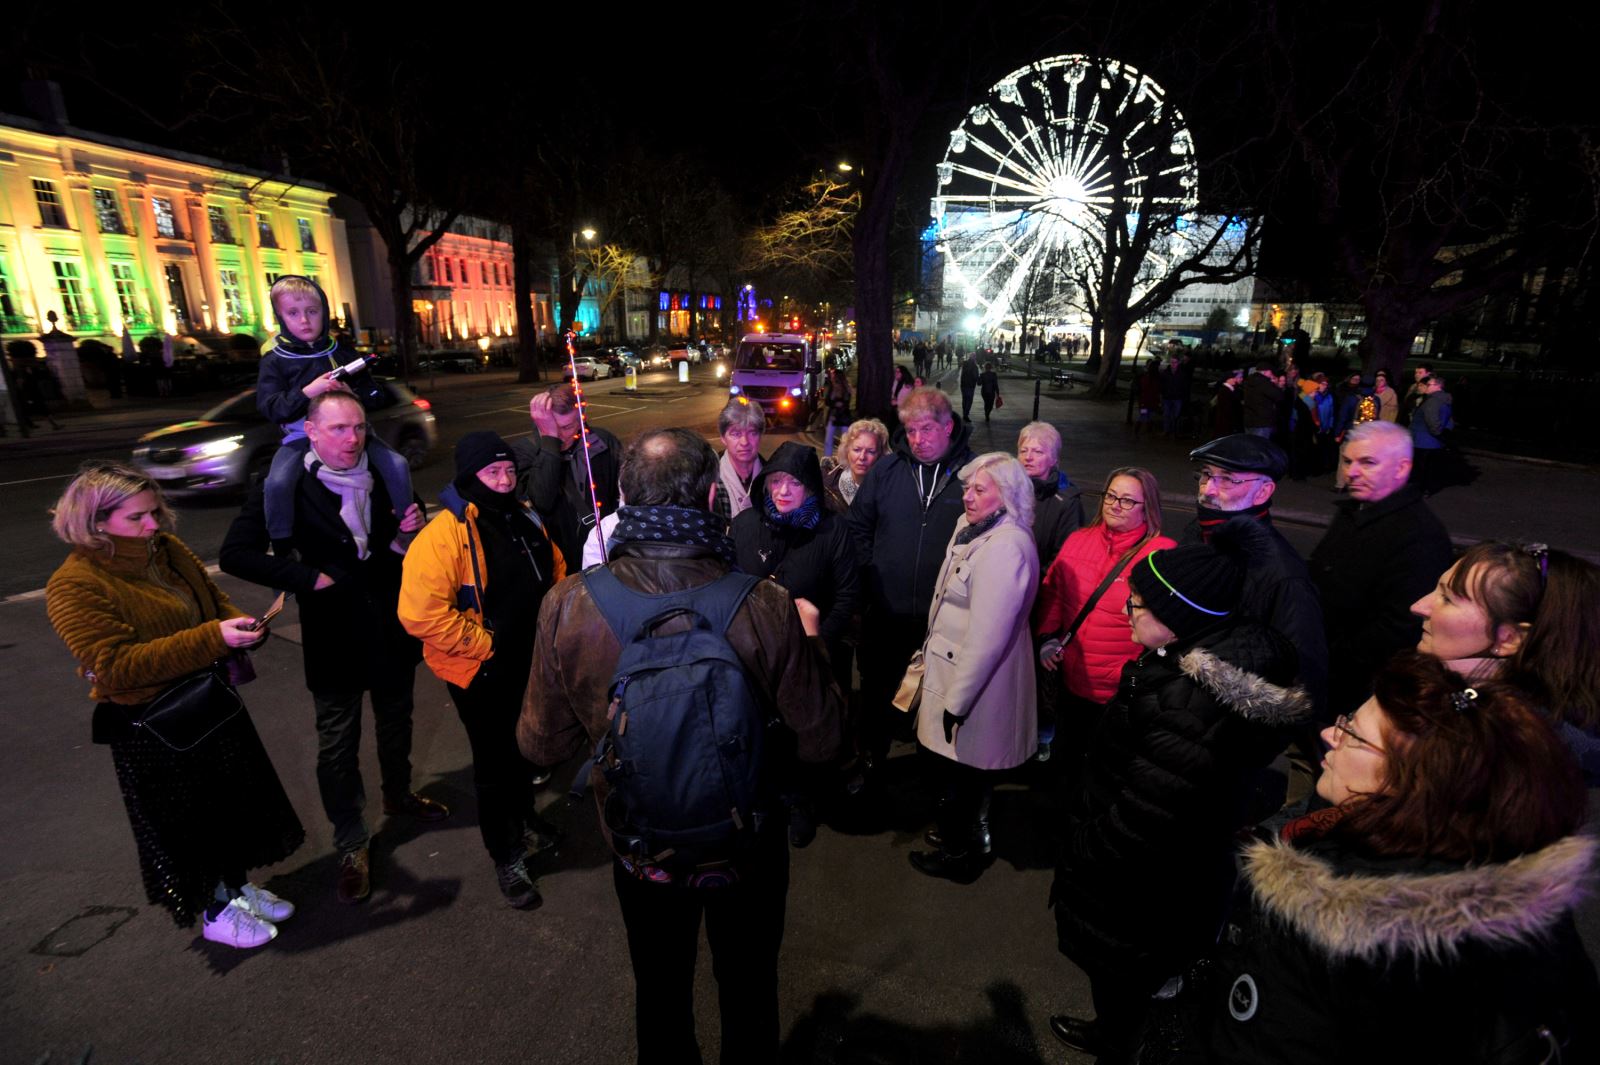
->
[1179,434,1328,721]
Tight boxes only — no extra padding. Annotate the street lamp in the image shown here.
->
[837,161,854,172]
[580,227,597,243]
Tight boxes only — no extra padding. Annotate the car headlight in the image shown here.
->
[789,387,804,397]
[188,435,243,459]
[715,364,726,378]
[728,385,741,395]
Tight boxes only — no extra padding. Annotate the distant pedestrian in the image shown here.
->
[979,361,1000,422]
[959,351,981,421]
[1241,363,1281,440]
[1410,375,1454,496]
[822,366,853,457]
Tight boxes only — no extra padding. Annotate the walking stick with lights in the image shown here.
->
[563,329,609,562]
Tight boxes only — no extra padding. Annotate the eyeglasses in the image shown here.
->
[1193,470,1265,489]
[1124,595,1145,615]
[1103,492,1145,511]
[1330,714,1384,753]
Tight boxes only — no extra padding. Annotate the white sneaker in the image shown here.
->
[203,903,278,949]
[234,883,295,923]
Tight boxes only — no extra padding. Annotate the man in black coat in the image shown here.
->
[958,352,980,422]
[1181,435,1328,721]
[220,390,444,905]
[1241,364,1281,440]
[849,387,974,773]
[1309,420,1454,718]
[512,382,621,569]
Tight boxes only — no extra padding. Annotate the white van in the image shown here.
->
[728,333,820,427]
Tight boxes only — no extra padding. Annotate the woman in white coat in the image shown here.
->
[908,451,1039,883]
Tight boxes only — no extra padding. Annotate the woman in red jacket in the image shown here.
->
[1035,467,1175,773]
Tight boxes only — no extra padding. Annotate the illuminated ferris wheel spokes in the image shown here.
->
[931,55,1200,331]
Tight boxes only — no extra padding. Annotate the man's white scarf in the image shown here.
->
[306,448,373,559]
[718,451,761,518]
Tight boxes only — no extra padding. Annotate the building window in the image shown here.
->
[0,256,21,330]
[297,218,317,252]
[207,205,236,244]
[492,262,501,286]
[219,268,247,326]
[444,258,454,283]
[94,189,128,235]
[481,262,490,286]
[152,196,179,238]
[459,260,468,285]
[52,259,92,328]
[33,179,68,227]
[111,262,143,325]
[257,216,278,248]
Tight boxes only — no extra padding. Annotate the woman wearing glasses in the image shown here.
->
[1034,468,1174,770]
[1206,653,1599,1063]
[1047,520,1309,1064]
[1410,541,1600,786]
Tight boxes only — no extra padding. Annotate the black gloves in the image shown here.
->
[942,710,968,744]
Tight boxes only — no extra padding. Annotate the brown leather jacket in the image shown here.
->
[517,541,846,842]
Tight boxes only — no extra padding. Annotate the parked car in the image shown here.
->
[642,346,671,369]
[130,380,438,496]
[567,356,612,381]
[602,347,641,373]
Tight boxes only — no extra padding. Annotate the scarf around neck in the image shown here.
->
[955,507,1006,546]
[764,492,822,531]
[1194,499,1271,543]
[837,466,860,504]
[611,505,738,566]
[718,451,761,518]
[307,448,373,559]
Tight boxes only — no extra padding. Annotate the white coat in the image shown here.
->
[914,516,1039,770]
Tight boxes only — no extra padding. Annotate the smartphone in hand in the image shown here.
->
[248,592,289,632]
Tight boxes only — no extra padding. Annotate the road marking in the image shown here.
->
[0,473,74,487]
[466,407,532,418]
[4,562,222,605]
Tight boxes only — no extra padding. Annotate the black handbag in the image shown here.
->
[135,667,244,752]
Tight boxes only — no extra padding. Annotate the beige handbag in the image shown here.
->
[892,650,925,713]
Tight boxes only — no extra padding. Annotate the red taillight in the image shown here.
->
[412,397,432,411]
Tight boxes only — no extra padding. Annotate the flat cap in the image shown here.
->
[1188,434,1288,480]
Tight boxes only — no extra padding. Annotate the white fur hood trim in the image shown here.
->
[1177,646,1311,726]
[1243,834,1599,963]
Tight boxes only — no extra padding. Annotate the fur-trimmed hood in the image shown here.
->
[1177,645,1310,727]
[1243,835,1599,964]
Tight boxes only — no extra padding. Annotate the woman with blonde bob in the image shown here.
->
[906,452,1039,883]
[821,417,888,512]
[45,462,304,950]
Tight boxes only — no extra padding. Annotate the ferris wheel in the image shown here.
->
[931,55,1199,334]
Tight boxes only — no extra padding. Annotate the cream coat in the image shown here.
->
[914,517,1039,770]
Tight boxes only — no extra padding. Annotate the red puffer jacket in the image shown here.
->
[1034,523,1175,703]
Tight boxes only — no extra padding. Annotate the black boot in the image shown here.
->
[907,847,991,884]
[1048,1014,1106,1056]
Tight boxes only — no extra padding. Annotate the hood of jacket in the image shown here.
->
[1242,834,1598,964]
[1175,644,1311,727]
[269,275,334,356]
[754,440,825,501]
[888,413,974,470]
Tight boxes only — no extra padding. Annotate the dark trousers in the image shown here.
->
[982,391,996,420]
[447,651,537,865]
[311,673,416,853]
[961,386,976,421]
[920,747,993,853]
[857,612,928,769]
[612,829,790,1065]
[1086,963,1168,1065]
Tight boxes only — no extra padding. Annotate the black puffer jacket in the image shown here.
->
[1051,621,1308,977]
[510,426,622,571]
[1206,832,1600,1065]
[1032,468,1086,569]
[731,442,860,645]
[848,416,975,620]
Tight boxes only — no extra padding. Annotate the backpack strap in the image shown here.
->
[582,567,760,644]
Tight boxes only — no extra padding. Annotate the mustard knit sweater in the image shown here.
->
[47,533,243,705]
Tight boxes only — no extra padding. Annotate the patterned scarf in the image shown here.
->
[611,505,738,566]
[1194,500,1271,543]
[836,466,860,504]
[306,448,373,559]
[955,507,1007,546]
[763,493,822,530]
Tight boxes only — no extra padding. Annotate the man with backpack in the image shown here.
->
[517,427,845,1064]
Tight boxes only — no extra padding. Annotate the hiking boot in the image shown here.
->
[234,882,295,922]
[382,793,450,822]
[203,902,278,949]
[336,847,371,904]
[495,857,543,910]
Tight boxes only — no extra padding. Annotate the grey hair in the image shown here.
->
[718,396,767,436]
[1017,421,1061,461]
[1347,419,1412,461]
[959,452,1034,531]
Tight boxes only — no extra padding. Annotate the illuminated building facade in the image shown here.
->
[0,110,357,344]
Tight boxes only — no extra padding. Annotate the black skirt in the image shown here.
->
[106,704,305,927]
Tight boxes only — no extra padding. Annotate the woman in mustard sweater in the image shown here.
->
[46,462,303,950]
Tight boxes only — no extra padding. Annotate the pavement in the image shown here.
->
[3,361,1598,1065]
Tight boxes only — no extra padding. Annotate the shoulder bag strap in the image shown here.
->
[1057,536,1149,645]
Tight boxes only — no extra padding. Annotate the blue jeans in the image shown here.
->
[265,432,413,540]
[1162,398,1184,435]
[311,676,416,853]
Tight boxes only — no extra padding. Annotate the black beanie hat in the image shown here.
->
[454,431,513,477]
[1129,539,1246,641]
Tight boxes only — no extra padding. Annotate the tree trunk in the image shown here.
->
[511,220,540,383]
[1358,307,1424,385]
[1093,310,1131,396]
[386,242,418,374]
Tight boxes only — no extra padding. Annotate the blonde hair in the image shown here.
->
[841,418,889,455]
[50,460,175,553]
[269,274,322,311]
[1017,421,1061,461]
[959,452,1034,531]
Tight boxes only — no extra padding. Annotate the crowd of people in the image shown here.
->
[40,287,1600,1065]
